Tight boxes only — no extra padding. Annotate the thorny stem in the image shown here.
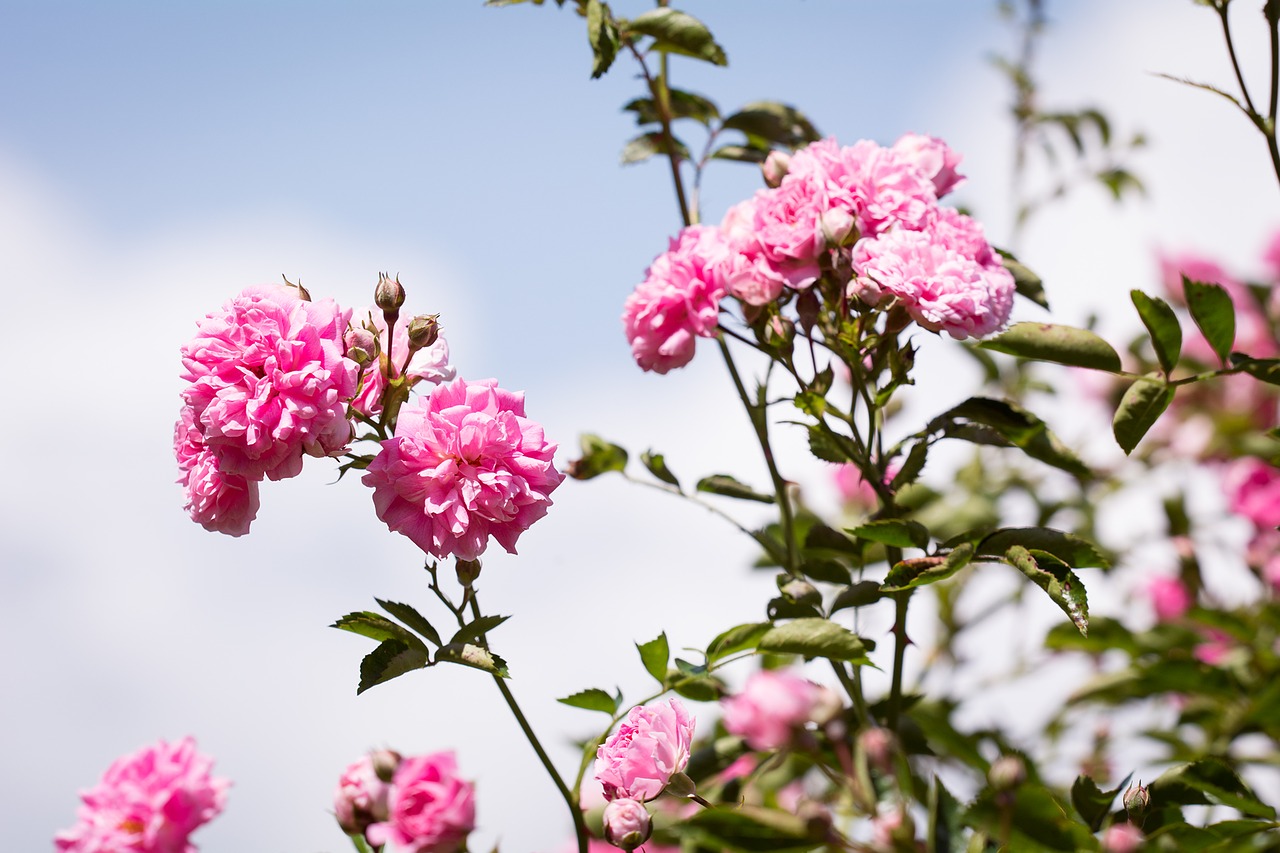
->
[1216,2,1280,187]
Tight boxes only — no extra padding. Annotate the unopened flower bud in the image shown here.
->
[988,755,1026,792]
[455,558,482,587]
[664,771,697,799]
[810,684,844,726]
[765,315,796,351]
[1123,781,1149,818]
[858,727,896,774]
[370,748,401,783]
[346,328,377,366]
[602,798,652,851]
[282,274,312,302]
[374,272,406,314]
[821,208,856,247]
[762,150,791,187]
[406,313,440,351]
[1100,822,1144,853]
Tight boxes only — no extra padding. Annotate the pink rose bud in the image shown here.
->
[1122,781,1149,818]
[346,327,378,367]
[762,150,791,187]
[365,751,475,853]
[334,754,391,836]
[371,749,402,783]
[1148,575,1191,622]
[407,313,441,350]
[602,798,652,850]
[988,755,1026,792]
[375,272,406,313]
[1101,822,1144,853]
[858,727,896,774]
[820,208,856,247]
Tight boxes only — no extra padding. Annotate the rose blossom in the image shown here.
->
[601,798,652,851]
[1147,575,1192,622]
[721,669,822,750]
[1223,456,1280,529]
[622,225,727,373]
[362,377,564,560]
[333,754,391,837]
[892,132,965,198]
[366,752,475,853]
[1100,823,1144,853]
[174,406,260,536]
[179,284,358,482]
[348,308,454,417]
[54,737,229,853]
[595,699,696,802]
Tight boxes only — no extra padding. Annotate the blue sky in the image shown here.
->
[2,1,1278,850]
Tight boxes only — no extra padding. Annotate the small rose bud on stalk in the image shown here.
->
[762,149,791,187]
[988,755,1027,792]
[1123,780,1149,822]
[346,327,377,369]
[455,558,482,588]
[602,798,652,851]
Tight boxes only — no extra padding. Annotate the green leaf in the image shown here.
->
[721,100,821,149]
[622,88,719,126]
[1112,374,1174,454]
[706,622,770,664]
[758,617,873,665]
[435,642,510,677]
[1150,758,1276,819]
[375,599,442,647]
[978,322,1122,372]
[636,633,669,684]
[669,673,723,701]
[807,424,857,464]
[830,581,882,614]
[1232,354,1280,385]
[585,0,619,79]
[680,804,822,852]
[928,776,964,853]
[977,527,1109,568]
[557,688,620,714]
[639,450,680,488]
[964,783,1099,852]
[357,640,429,694]
[1183,277,1236,365]
[928,397,1090,478]
[995,249,1049,309]
[1131,290,1182,375]
[850,518,930,550]
[333,611,428,651]
[449,614,510,646]
[1071,773,1131,831]
[1005,546,1089,635]
[625,8,727,66]
[696,474,775,503]
[709,143,770,163]
[882,545,975,592]
[619,131,691,165]
[568,433,628,479]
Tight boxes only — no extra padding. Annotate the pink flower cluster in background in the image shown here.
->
[595,698,696,802]
[362,377,565,560]
[55,737,229,853]
[175,284,358,535]
[336,749,475,853]
[720,669,829,751]
[621,133,1015,372]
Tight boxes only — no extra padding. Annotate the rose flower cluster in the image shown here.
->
[334,749,475,853]
[622,134,1015,373]
[175,277,563,560]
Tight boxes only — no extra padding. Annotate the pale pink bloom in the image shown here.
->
[333,754,391,837]
[1147,575,1192,622]
[180,284,358,482]
[1247,529,1280,592]
[871,807,907,850]
[622,225,727,373]
[595,699,696,802]
[1223,457,1280,529]
[721,669,820,751]
[892,132,965,198]
[366,752,475,853]
[569,841,680,853]
[851,228,1015,340]
[716,755,757,783]
[929,207,999,269]
[1194,628,1234,666]
[1158,251,1244,306]
[362,377,564,560]
[174,406,259,536]
[602,798,652,850]
[54,737,229,853]
[1100,823,1144,853]
[834,463,879,509]
[347,308,454,418]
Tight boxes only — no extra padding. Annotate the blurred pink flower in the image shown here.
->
[622,225,727,373]
[1262,228,1280,282]
[1100,822,1144,853]
[333,754,391,837]
[833,463,879,509]
[179,284,358,482]
[1147,575,1192,622]
[54,737,229,853]
[595,699,696,802]
[1223,456,1280,529]
[366,752,475,853]
[362,377,564,560]
[348,308,454,418]
[1158,251,1244,305]
[1194,628,1234,666]
[721,669,821,750]
[892,132,965,198]
[174,406,260,536]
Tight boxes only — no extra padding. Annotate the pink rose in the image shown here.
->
[174,406,260,536]
[789,138,937,239]
[347,308,455,418]
[1147,575,1192,622]
[1194,628,1234,666]
[601,798,652,851]
[333,754,391,837]
[622,225,727,373]
[179,284,358,482]
[1223,457,1280,529]
[595,699,696,802]
[362,377,564,560]
[892,132,965,198]
[1100,823,1144,853]
[720,669,821,750]
[54,737,229,853]
[366,752,475,853]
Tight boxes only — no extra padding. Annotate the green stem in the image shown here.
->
[1217,2,1280,185]
[627,42,692,227]
[887,586,911,732]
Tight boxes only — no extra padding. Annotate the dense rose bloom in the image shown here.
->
[333,754,390,837]
[1223,457,1280,529]
[595,699,696,802]
[1147,575,1191,622]
[721,669,820,750]
[1100,823,1144,853]
[366,752,475,853]
[180,284,358,481]
[54,737,229,853]
[348,308,454,417]
[622,225,727,373]
[362,377,564,560]
[892,132,965,198]
[851,227,1015,340]
[602,798,652,850]
[174,406,260,536]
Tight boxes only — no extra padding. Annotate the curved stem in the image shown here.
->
[626,42,692,227]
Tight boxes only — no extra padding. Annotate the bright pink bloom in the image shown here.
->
[851,228,1015,340]
[1223,457,1280,529]
[595,699,696,802]
[174,407,259,536]
[180,284,358,482]
[333,754,391,837]
[721,669,821,750]
[1100,823,1144,853]
[54,737,229,853]
[362,377,564,560]
[601,798,652,850]
[1147,575,1191,622]
[1194,629,1234,666]
[892,132,965,198]
[348,308,454,418]
[622,225,727,373]
[366,752,474,853]
[834,463,879,509]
